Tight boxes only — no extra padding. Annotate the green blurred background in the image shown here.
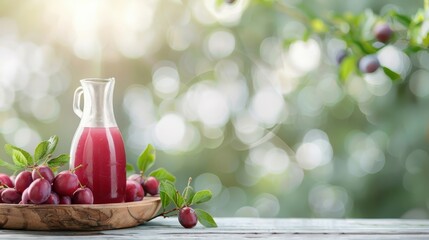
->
[0,0,428,218]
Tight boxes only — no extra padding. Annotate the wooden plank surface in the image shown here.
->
[1,218,429,239]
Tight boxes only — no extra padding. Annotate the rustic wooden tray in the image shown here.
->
[0,196,161,231]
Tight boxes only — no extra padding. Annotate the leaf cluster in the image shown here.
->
[0,136,69,173]
[127,144,176,183]
[277,1,429,82]
[159,180,217,228]
[131,144,217,228]
[329,9,413,82]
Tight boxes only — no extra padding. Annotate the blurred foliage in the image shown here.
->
[0,0,429,218]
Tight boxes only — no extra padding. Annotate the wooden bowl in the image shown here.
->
[0,196,161,231]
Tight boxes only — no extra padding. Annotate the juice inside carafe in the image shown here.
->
[72,127,126,204]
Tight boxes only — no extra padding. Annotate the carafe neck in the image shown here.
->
[80,78,117,128]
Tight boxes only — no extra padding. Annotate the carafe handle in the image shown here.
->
[73,86,84,118]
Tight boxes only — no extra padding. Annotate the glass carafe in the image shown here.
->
[70,78,126,204]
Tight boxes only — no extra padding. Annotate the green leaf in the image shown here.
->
[349,39,369,55]
[47,154,70,168]
[159,191,170,209]
[34,141,49,163]
[12,150,28,168]
[191,190,213,205]
[46,136,59,155]
[137,144,156,174]
[149,168,176,183]
[187,191,196,205]
[4,144,14,156]
[382,67,401,81]
[412,9,425,25]
[195,209,217,228]
[159,181,176,208]
[0,158,20,171]
[391,11,411,26]
[5,144,33,166]
[126,163,135,173]
[339,56,356,82]
[182,185,195,204]
[360,41,377,54]
[404,45,424,53]
[174,191,185,208]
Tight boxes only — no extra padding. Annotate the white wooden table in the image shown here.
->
[1,218,429,239]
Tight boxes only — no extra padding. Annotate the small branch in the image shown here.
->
[183,177,192,201]
[71,164,83,173]
[35,168,44,179]
[147,207,180,222]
